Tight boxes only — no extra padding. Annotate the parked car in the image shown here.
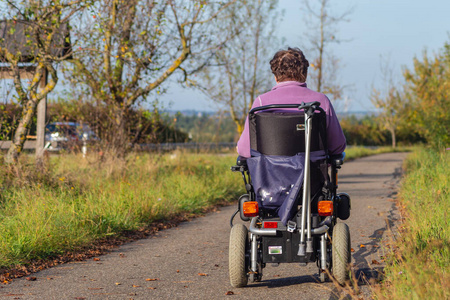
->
[45,122,98,151]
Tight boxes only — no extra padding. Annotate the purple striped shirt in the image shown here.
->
[237,81,346,157]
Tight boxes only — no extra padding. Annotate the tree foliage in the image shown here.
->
[169,110,237,143]
[403,43,450,148]
[370,87,409,148]
[340,115,386,146]
[370,58,408,148]
[369,41,450,149]
[65,0,237,156]
[48,99,188,144]
[0,103,23,141]
[339,114,424,147]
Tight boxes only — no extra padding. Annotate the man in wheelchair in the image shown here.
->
[237,47,346,158]
[229,47,351,287]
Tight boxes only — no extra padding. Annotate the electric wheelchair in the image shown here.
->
[229,101,351,287]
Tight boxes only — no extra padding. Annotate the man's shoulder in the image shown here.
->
[259,83,330,104]
[300,87,330,100]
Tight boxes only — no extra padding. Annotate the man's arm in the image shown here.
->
[236,115,251,158]
[237,97,263,158]
[326,104,346,155]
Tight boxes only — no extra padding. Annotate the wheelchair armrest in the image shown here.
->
[231,156,249,172]
[329,152,345,167]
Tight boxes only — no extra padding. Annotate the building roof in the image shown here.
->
[0,19,72,62]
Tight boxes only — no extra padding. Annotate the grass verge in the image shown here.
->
[375,147,449,299]
[0,151,242,272]
[344,146,412,161]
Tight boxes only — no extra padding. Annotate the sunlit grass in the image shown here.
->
[375,148,449,299]
[0,151,242,268]
[344,145,412,161]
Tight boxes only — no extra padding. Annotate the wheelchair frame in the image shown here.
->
[229,102,351,287]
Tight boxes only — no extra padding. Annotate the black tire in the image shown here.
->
[337,194,351,220]
[332,222,351,285]
[229,224,248,288]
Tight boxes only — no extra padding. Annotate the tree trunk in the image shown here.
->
[317,0,325,93]
[390,128,396,148]
[235,121,244,135]
[5,99,37,164]
[106,105,129,158]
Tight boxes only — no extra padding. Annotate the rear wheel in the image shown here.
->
[229,224,249,287]
[332,222,351,285]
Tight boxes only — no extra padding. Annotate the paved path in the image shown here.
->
[0,152,408,299]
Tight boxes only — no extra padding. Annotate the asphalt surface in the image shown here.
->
[0,152,408,299]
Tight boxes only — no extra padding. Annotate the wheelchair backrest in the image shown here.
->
[249,110,327,156]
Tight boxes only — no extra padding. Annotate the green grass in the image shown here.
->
[0,151,242,269]
[376,148,449,299]
[344,146,412,161]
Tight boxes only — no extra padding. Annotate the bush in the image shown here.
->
[403,42,450,148]
[48,99,188,144]
[340,115,388,146]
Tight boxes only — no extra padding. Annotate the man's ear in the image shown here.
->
[274,76,279,83]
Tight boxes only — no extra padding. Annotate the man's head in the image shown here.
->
[270,47,309,83]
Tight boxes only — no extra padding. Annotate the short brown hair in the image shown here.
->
[270,47,309,83]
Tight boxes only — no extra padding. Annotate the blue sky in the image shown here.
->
[2,0,447,113]
[160,0,450,113]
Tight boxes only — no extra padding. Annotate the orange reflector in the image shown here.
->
[242,201,259,217]
[318,200,334,216]
[263,221,278,229]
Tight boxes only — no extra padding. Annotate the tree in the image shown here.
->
[0,0,90,164]
[194,0,279,134]
[403,43,450,148]
[340,115,389,146]
[370,87,405,148]
[65,0,237,157]
[370,57,408,149]
[301,0,352,101]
